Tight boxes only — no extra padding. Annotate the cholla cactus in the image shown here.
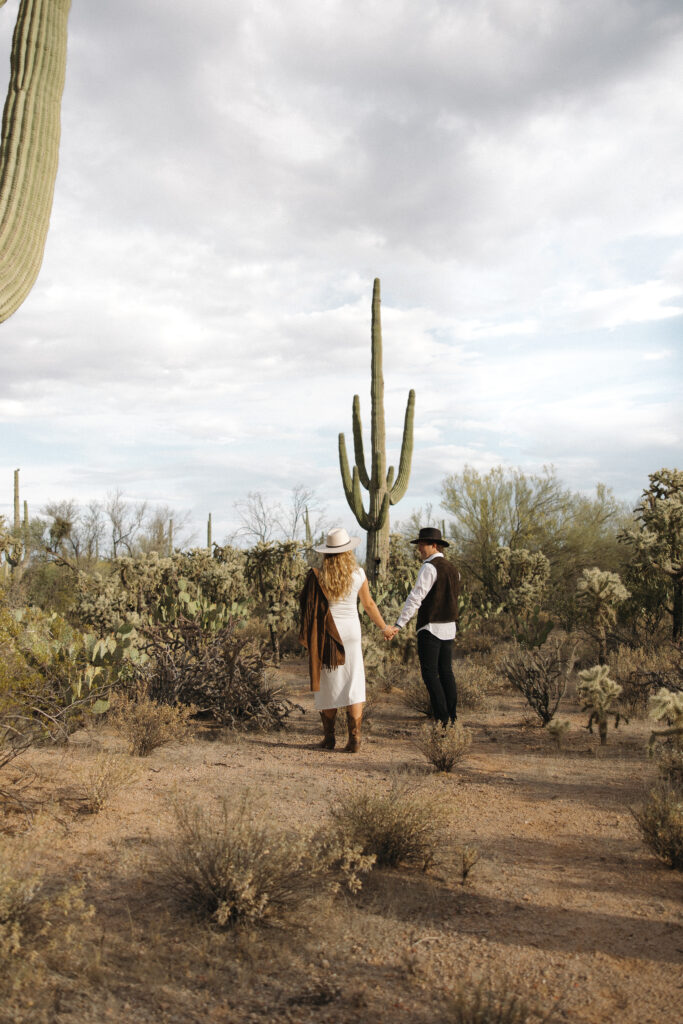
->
[338,279,415,583]
[0,0,71,322]
[576,567,630,663]
[578,664,624,745]
[648,687,683,752]
[547,718,571,749]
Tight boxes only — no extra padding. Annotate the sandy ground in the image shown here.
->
[3,657,682,1024]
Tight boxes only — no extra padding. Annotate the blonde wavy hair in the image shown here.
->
[319,550,358,602]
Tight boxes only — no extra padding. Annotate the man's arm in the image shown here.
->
[395,561,437,629]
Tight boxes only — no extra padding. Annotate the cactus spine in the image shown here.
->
[338,279,415,583]
[0,0,71,323]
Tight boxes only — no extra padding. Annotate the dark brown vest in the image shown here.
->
[417,556,460,629]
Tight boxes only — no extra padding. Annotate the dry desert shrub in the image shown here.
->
[0,832,93,1007]
[155,794,373,929]
[631,784,683,870]
[501,639,574,726]
[610,644,680,718]
[77,751,139,813]
[454,660,497,711]
[328,776,443,870]
[108,691,195,756]
[398,672,432,716]
[397,660,496,718]
[415,721,472,773]
[655,746,683,789]
[446,974,549,1023]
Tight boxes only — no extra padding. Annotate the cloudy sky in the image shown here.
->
[1,0,681,545]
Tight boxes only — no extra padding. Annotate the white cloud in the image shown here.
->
[1,0,682,540]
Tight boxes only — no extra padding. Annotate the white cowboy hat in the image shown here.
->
[314,526,360,554]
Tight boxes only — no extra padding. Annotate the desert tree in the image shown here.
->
[620,469,683,640]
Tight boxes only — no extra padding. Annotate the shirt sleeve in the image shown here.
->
[396,562,437,628]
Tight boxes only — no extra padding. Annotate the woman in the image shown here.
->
[299,527,393,753]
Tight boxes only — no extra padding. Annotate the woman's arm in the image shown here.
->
[358,580,393,638]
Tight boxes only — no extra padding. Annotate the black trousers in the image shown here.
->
[417,630,457,726]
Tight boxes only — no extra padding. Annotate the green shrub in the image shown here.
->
[631,784,683,870]
[328,777,442,869]
[415,721,471,772]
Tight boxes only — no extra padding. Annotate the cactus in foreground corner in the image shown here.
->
[0,0,71,323]
[338,279,415,583]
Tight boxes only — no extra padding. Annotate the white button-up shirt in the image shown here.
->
[396,553,457,640]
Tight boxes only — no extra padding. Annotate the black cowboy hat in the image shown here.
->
[410,527,449,547]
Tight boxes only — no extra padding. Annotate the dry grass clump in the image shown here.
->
[415,721,472,773]
[631,784,683,871]
[398,673,432,716]
[155,794,373,929]
[77,752,139,813]
[446,975,547,1023]
[108,692,195,756]
[455,660,498,711]
[0,832,93,1007]
[328,776,443,870]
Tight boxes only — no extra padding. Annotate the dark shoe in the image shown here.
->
[319,710,336,750]
[343,711,362,753]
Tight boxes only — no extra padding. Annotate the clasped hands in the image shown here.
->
[382,625,399,641]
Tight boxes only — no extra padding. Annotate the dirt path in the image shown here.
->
[4,658,682,1023]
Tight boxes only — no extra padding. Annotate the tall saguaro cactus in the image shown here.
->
[7,466,29,577]
[338,279,415,583]
[0,0,71,323]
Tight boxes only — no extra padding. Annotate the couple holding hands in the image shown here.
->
[299,526,460,754]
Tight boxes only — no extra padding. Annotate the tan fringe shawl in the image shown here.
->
[298,568,345,691]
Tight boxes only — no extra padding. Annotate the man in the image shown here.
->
[387,527,460,726]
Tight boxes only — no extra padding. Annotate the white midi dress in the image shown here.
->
[314,566,367,711]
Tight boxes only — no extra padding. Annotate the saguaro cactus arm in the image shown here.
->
[0,0,71,324]
[338,433,372,531]
[351,395,370,489]
[389,388,415,505]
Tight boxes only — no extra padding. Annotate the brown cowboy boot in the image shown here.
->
[343,710,362,753]
[319,710,337,749]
